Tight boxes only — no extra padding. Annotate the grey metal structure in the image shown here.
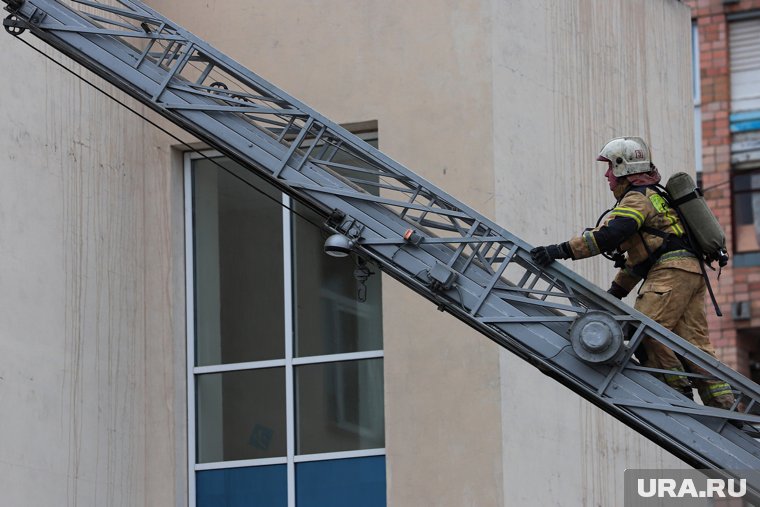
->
[4,0,760,492]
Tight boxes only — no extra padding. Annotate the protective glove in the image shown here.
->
[607,281,629,299]
[530,243,572,267]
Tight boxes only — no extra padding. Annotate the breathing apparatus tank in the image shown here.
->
[665,172,729,267]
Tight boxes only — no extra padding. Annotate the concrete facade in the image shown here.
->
[0,0,693,505]
[0,40,188,505]
[493,1,694,504]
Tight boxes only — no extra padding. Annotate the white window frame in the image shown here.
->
[184,150,385,507]
[693,21,703,174]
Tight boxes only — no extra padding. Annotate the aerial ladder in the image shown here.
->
[4,0,760,495]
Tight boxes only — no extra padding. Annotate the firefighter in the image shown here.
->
[530,136,734,409]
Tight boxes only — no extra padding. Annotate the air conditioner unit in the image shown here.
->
[732,300,751,321]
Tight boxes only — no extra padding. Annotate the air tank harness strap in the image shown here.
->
[629,227,690,279]
[669,187,703,208]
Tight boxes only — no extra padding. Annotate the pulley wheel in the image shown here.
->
[570,311,625,364]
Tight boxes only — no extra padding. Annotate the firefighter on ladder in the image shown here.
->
[530,137,735,410]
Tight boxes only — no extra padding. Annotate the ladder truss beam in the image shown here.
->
[4,0,760,493]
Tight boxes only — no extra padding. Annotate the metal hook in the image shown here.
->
[353,257,374,303]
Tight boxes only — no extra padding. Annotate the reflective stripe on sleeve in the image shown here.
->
[582,231,601,256]
[610,207,645,228]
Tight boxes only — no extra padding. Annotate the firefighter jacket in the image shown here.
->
[567,185,701,295]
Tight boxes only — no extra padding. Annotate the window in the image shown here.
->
[732,169,760,253]
[692,21,703,175]
[185,132,386,507]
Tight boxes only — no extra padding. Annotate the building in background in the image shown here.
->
[685,0,760,380]
[0,1,696,506]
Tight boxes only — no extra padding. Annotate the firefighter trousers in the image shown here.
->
[634,267,734,409]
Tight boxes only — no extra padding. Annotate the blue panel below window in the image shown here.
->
[296,456,386,507]
[730,110,760,133]
[197,465,287,507]
[733,252,760,267]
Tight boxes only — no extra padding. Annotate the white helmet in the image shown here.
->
[597,136,651,177]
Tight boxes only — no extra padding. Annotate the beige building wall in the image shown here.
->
[0,39,187,506]
[0,0,694,505]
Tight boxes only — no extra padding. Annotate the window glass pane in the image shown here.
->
[197,368,286,463]
[293,204,383,357]
[293,136,382,358]
[734,191,760,253]
[197,465,287,507]
[193,158,285,365]
[733,172,760,192]
[296,359,384,455]
[296,456,386,507]
[692,24,698,101]
[735,172,752,192]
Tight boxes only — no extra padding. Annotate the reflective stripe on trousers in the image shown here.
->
[634,267,735,410]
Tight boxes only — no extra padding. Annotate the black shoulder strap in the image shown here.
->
[671,188,703,208]
[697,255,723,317]
[640,225,669,239]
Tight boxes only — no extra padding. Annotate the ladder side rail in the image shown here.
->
[10,0,760,418]
[0,2,648,350]
[79,16,737,419]
[46,0,579,261]
[6,0,760,481]
[7,0,760,428]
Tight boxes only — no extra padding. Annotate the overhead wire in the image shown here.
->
[15,4,431,234]
[11,33,327,232]
[702,178,731,194]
